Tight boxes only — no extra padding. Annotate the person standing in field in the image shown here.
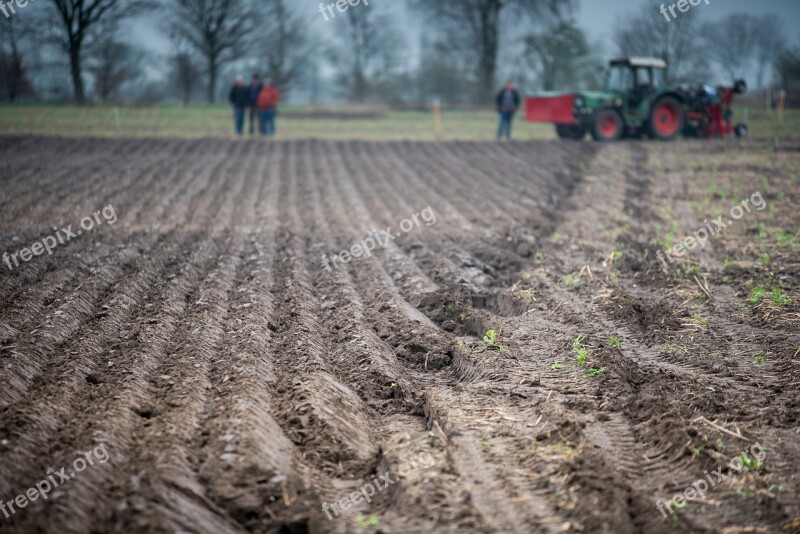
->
[248,74,262,135]
[256,80,281,137]
[496,81,520,141]
[228,75,251,136]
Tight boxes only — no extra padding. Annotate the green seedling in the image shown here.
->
[521,289,533,301]
[754,353,767,366]
[355,514,380,528]
[749,285,766,304]
[610,248,623,262]
[608,337,622,349]
[771,289,792,306]
[483,330,505,352]
[740,454,761,470]
[694,314,709,326]
[390,382,398,389]
[760,254,771,266]
[584,367,606,378]
[572,335,588,367]
[552,360,563,370]
[549,443,573,457]
[775,230,796,248]
[479,441,492,453]
[563,274,581,286]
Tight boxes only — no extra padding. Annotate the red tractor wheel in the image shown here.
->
[649,97,684,140]
[591,109,624,141]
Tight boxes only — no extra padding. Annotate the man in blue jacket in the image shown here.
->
[496,81,521,141]
[228,75,250,135]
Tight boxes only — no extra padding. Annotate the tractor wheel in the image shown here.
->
[590,109,624,142]
[555,123,586,140]
[649,97,684,140]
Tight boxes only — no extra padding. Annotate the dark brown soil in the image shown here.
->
[0,135,798,534]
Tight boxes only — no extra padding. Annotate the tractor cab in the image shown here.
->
[605,57,668,120]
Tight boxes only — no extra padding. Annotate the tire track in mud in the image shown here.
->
[528,142,797,533]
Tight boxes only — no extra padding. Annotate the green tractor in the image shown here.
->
[525,57,733,142]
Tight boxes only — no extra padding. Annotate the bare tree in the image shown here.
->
[414,0,573,103]
[751,15,786,89]
[0,18,35,102]
[45,0,151,103]
[523,19,597,91]
[164,0,257,103]
[170,51,201,104]
[255,0,309,98]
[614,3,708,85]
[702,14,754,81]
[775,44,800,89]
[330,5,403,103]
[88,37,142,101]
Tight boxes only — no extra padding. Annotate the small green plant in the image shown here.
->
[521,289,533,301]
[610,248,623,262]
[753,353,767,366]
[608,337,622,349]
[771,288,792,306]
[775,230,796,248]
[390,382,398,389]
[446,302,456,313]
[563,273,581,286]
[749,285,767,304]
[694,314,709,326]
[740,454,761,470]
[355,514,380,528]
[572,334,588,367]
[584,367,606,378]
[552,360,563,370]
[483,330,497,344]
[609,272,619,284]
[479,441,492,453]
[760,254,771,266]
[715,438,724,448]
[549,443,573,457]
[482,330,505,352]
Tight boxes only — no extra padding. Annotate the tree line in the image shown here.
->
[1,0,798,105]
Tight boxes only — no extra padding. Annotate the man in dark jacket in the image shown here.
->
[229,75,250,135]
[496,81,521,141]
[247,74,262,135]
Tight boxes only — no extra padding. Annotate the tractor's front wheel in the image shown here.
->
[591,109,624,142]
[649,97,684,140]
[555,123,586,140]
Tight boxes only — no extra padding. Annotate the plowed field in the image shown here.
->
[1,136,798,533]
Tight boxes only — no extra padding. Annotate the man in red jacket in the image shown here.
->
[256,80,281,136]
